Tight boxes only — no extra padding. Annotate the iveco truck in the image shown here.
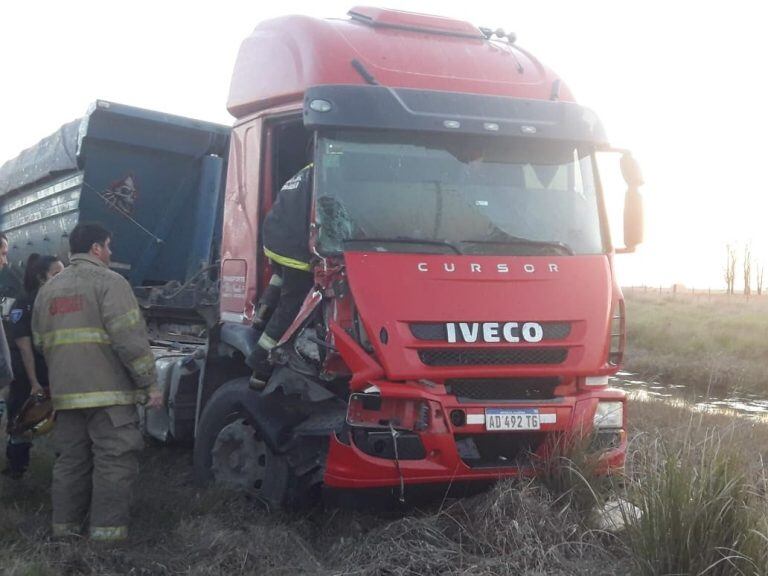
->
[0,7,643,507]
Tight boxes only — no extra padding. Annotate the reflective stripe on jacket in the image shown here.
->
[32,254,158,410]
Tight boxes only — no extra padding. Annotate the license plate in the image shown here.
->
[485,409,540,431]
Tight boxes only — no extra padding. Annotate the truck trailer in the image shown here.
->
[0,6,643,507]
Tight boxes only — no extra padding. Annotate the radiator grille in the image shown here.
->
[446,377,560,400]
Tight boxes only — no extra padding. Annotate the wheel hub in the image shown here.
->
[211,419,268,490]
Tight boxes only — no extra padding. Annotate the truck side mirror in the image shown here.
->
[617,153,644,254]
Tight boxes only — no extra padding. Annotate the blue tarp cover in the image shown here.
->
[0,118,81,197]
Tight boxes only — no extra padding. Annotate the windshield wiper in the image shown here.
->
[460,237,574,256]
[344,237,463,255]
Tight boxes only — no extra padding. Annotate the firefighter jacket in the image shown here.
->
[32,254,158,410]
[262,164,312,271]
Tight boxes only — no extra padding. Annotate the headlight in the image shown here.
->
[593,401,623,429]
[585,375,609,387]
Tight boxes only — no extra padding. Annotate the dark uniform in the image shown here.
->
[3,292,48,477]
[251,165,315,372]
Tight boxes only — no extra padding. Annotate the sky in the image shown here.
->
[1,1,765,289]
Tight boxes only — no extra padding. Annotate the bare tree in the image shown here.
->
[757,262,764,295]
[743,243,752,295]
[725,244,737,295]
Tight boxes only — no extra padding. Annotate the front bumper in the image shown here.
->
[323,382,627,489]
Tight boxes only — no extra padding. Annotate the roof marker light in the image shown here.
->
[309,99,333,113]
[443,120,461,129]
[484,122,500,132]
[521,125,537,134]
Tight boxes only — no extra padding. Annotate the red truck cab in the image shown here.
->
[198,6,642,505]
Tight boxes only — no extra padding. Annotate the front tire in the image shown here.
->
[193,377,324,508]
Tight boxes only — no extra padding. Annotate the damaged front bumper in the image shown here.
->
[323,381,627,490]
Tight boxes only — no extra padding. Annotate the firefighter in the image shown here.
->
[249,164,315,384]
[32,222,163,542]
[2,254,63,479]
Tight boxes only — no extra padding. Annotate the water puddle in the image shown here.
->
[611,371,768,422]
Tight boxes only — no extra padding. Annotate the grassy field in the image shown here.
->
[3,399,768,575]
[3,293,768,574]
[624,290,768,396]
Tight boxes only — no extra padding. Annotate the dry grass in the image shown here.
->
[0,436,619,575]
[4,399,768,575]
[5,287,768,574]
[624,290,768,395]
[620,399,768,575]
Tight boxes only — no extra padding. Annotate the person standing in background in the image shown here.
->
[2,254,63,478]
[32,222,162,541]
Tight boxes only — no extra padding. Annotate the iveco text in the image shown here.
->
[446,322,544,343]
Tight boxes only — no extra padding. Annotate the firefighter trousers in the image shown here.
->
[52,404,144,541]
[256,266,314,353]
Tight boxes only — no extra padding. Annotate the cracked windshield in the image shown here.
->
[315,131,604,255]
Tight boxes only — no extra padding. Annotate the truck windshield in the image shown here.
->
[315,131,604,256]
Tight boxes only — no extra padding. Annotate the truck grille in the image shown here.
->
[410,322,571,341]
[446,377,560,400]
[418,348,567,366]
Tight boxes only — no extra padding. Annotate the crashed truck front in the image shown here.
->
[199,7,642,505]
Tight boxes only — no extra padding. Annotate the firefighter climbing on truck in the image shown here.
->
[248,162,315,386]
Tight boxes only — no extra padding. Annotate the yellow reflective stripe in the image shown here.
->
[130,353,155,376]
[42,327,110,348]
[258,332,278,350]
[263,247,310,271]
[268,273,284,287]
[106,308,140,332]
[53,390,139,410]
[33,332,42,348]
[89,526,128,541]
[52,523,81,537]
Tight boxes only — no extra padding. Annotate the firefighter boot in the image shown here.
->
[247,328,280,390]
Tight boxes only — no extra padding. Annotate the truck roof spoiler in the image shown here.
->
[304,85,608,145]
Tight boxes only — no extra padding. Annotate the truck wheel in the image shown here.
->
[193,377,324,508]
[210,417,270,490]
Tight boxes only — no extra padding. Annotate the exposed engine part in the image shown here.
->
[147,321,207,345]
[294,327,322,363]
[134,264,220,325]
[140,345,205,442]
